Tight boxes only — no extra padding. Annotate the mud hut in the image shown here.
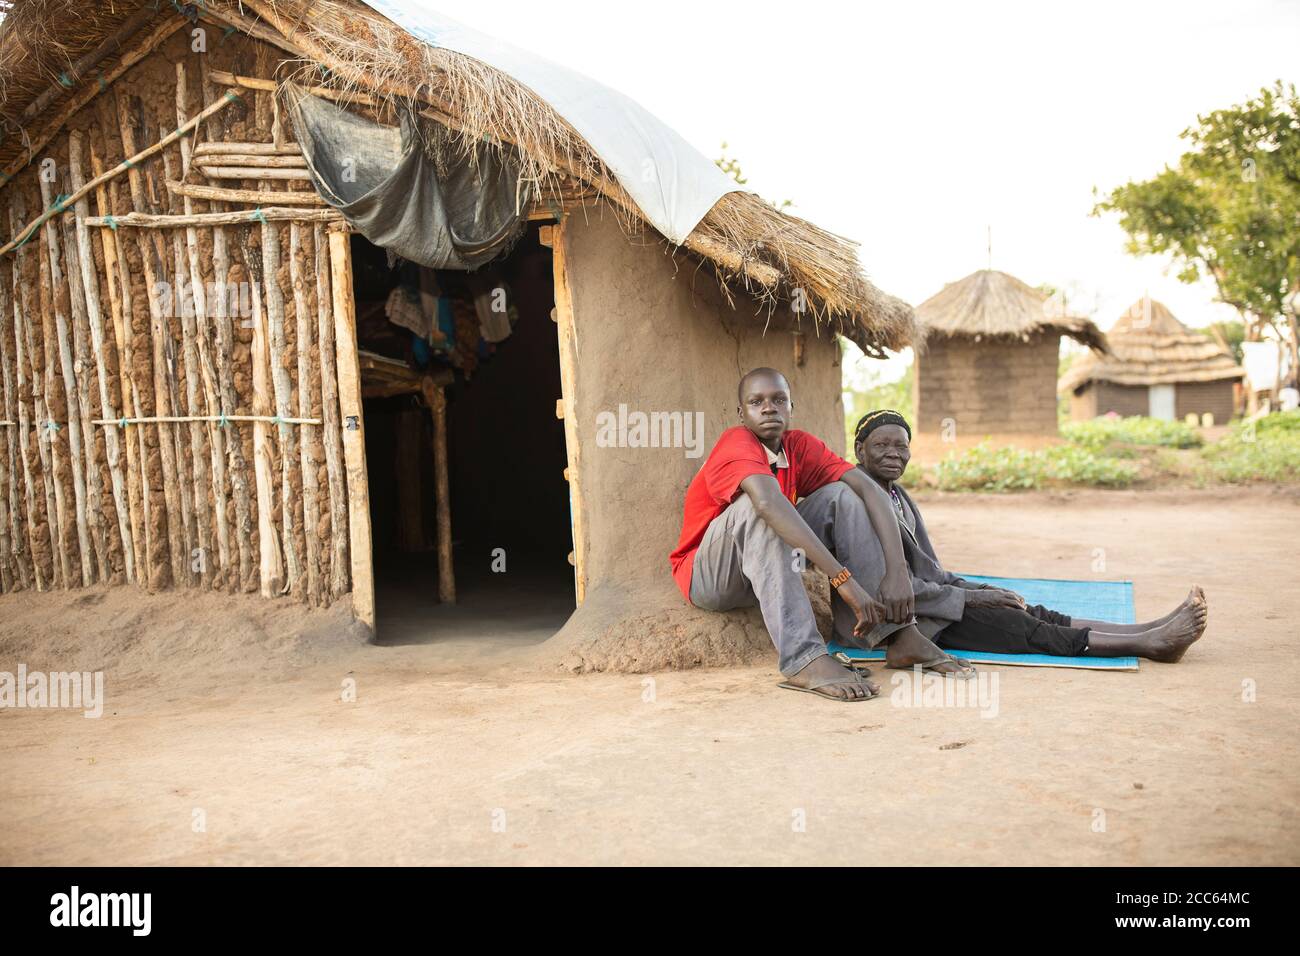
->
[0,0,912,661]
[1060,298,1245,423]
[911,269,1105,436]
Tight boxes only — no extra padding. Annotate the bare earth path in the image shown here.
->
[2,487,1297,865]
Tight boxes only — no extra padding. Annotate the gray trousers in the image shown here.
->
[689,482,902,676]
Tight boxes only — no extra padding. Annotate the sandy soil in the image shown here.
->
[2,486,1298,866]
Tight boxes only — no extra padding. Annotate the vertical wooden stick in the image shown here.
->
[260,208,301,597]
[423,379,455,604]
[290,223,321,605]
[328,229,373,633]
[0,260,19,591]
[242,228,285,597]
[90,141,149,588]
[68,133,133,582]
[116,92,186,587]
[57,171,112,582]
[58,210,111,582]
[176,61,232,588]
[8,199,56,589]
[552,219,588,605]
[0,241,34,589]
[38,174,94,585]
[211,220,254,591]
[200,57,255,592]
[314,224,348,601]
[160,124,213,587]
[144,154,197,585]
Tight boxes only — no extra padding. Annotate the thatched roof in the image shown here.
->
[1058,297,1246,392]
[914,269,1107,351]
[0,0,915,354]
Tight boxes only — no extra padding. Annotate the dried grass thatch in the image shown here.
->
[914,269,1107,352]
[1058,297,1246,392]
[0,0,915,354]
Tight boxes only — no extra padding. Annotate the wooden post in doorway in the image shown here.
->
[542,221,587,606]
[327,228,375,634]
[420,376,455,604]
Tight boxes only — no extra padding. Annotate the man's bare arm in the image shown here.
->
[738,474,884,635]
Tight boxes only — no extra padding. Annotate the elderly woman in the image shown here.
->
[840,410,1208,669]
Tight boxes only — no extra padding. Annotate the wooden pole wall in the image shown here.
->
[0,29,366,627]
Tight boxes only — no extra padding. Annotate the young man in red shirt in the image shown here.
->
[670,368,974,701]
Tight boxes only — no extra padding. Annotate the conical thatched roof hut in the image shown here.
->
[0,0,913,670]
[1060,298,1245,423]
[911,269,1105,436]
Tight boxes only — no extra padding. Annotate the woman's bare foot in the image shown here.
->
[1141,601,1209,663]
[884,624,975,677]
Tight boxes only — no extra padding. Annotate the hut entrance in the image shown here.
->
[350,226,576,644]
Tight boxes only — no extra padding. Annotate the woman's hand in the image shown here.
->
[879,567,915,623]
[837,578,887,637]
[966,588,1026,610]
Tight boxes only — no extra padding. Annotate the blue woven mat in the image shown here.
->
[827,574,1140,671]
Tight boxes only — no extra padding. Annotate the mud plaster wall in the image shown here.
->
[529,206,846,673]
[0,28,345,606]
[914,332,1061,435]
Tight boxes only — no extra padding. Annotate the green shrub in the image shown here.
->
[1198,422,1300,483]
[1061,415,1203,450]
[931,443,1139,491]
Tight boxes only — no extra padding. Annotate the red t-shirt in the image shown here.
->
[669,427,854,601]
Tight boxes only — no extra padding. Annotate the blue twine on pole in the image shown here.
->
[118,416,128,429]
[218,411,229,428]
[97,71,106,92]
[105,215,118,231]
[124,158,135,169]
[45,420,60,433]
[58,72,73,89]
[52,194,71,213]
[250,208,267,225]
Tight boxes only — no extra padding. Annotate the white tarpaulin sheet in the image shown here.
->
[364,1,738,244]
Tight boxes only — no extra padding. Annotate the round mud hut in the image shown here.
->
[1059,298,1245,423]
[912,269,1106,437]
[0,0,914,671]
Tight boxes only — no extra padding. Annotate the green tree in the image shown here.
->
[1094,82,1299,388]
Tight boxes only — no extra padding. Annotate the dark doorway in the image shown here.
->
[350,224,575,646]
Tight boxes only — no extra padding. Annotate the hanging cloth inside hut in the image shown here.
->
[286,85,529,270]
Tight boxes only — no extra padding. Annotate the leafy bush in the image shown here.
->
[1198,420,1300,483]
[1061,415,1203,450]
[932,443,1139,492]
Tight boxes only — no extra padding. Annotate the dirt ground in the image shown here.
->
[2,486,1298,866]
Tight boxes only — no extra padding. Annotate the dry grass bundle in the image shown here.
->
[0,0,915,352]
[915,268,1107,352]
[1059,298,1246,391]
[243,0,914,353]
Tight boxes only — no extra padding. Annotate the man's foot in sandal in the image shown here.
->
[883,624,977,679]
[779,654,879,701]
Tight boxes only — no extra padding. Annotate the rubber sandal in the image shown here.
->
[778,672,878,701]
[887,655,977,680]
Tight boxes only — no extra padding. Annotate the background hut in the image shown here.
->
[1060,297,1245,423]
[912,269,1106,436]
[0,0,912,657]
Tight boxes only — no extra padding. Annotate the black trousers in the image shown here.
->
[936,603,1090,657]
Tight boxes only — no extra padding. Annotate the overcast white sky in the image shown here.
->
[430,0,1298,381]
